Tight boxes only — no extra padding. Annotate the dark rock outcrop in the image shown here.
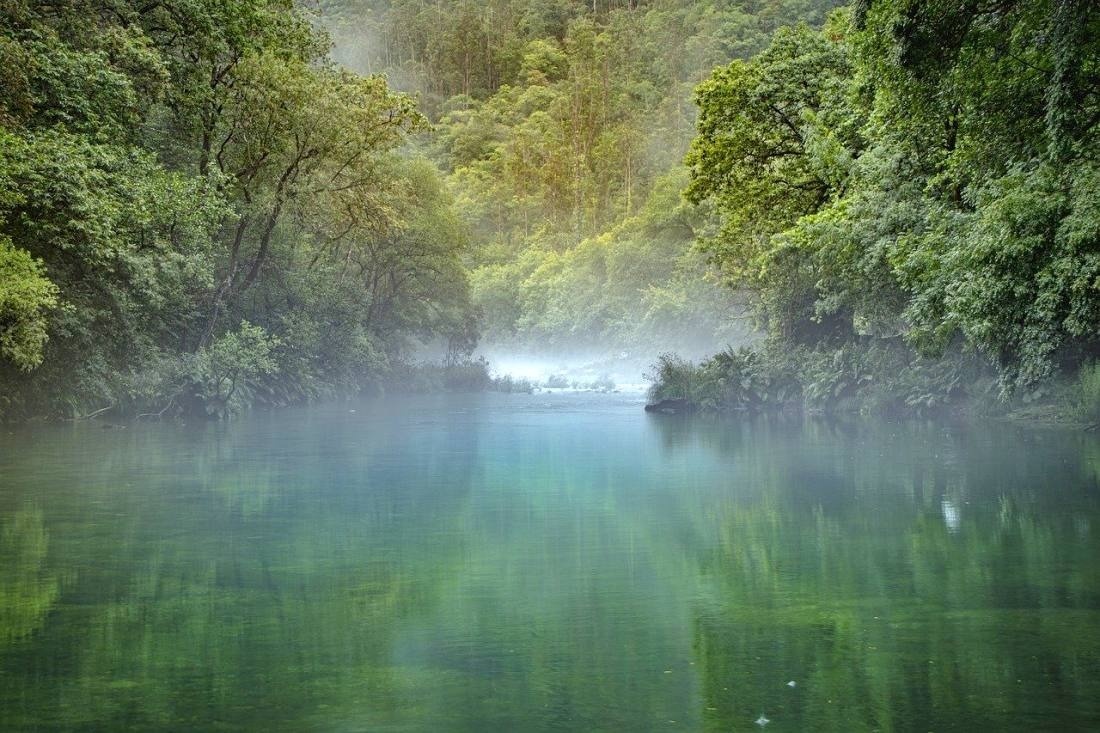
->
[644,398,696,414]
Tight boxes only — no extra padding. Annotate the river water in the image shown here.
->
[1,392,1098,731]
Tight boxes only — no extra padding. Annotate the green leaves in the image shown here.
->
[686,19,856,288]
[0,0,469,419]
[0,237,57,371]
[685,2,1100,390]
[187,321,280,418]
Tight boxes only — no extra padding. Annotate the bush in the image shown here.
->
[490,374,535,393]
[646,353,699,403]
[544,374,569,389]
[385,358,542,394]
[123,322,282,420]
[0,238,58,372]
[701,347,799,410]
[798,345,874,409]
[647,341,985,416]
[441,358,494,391]
[386,358,493,393]
[182,323,281,419]
[646,348,800,410]
[588,374,615,392]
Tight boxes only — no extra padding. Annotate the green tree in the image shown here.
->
[0,237,56,371]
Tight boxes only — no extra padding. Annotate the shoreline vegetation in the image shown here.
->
[644,346,1100,430]
[35,358,630,425]
[2,0,1097,425]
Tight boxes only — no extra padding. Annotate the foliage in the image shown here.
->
[0,0,478,420]
[5,0,1098,420]
[466,167,752,351]
[646,353,702,404]
[384,357,534,393]
[0,236,56,371]
[647,341,989,416]
[583,374,615,392]
[183,322,281,419]
[686,2,1100,396]
[341,0,841,351]
[488,373,536,394]
[544,374,570,389]
[685,20,856,278]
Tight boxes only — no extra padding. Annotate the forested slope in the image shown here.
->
[318,0,843,353]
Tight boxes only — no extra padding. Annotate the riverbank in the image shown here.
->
[643,344,1100,430]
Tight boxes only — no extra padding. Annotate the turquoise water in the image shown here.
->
[1,392,1099,731]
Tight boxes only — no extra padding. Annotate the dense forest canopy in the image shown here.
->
[0,0,474,419]
[1,0,1097,419]
[661,0,1100,415]
[686,1,1100,388]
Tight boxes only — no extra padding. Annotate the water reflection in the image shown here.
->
[0,505,63,646]
[0,394,1097,731]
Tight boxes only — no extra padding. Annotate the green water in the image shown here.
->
[1,393,1099,732]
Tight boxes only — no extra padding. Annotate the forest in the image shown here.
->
[1,0,1098,420]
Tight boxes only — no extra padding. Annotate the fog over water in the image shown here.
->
[477,339,744,394]
[478,348,653,392]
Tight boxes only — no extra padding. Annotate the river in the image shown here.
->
[1,392,1098,731]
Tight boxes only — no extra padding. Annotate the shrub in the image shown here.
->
[544,373,570,389]
[647,342,984,415]
[441,358,494,391]
[490,374,535,393]
[798,345,874,409]
[589,374,616,392]
[702,346,800,410]
[0,238,58,372]
[184,323,281,419]
[646,353,699,403]
[386,358,493,393]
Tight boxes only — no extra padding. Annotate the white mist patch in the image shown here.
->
[485,356,556,383]
[479,349,651,394]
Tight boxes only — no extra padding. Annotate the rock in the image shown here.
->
[644,398,696,414]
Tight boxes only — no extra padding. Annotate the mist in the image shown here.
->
[476,324,759,393]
